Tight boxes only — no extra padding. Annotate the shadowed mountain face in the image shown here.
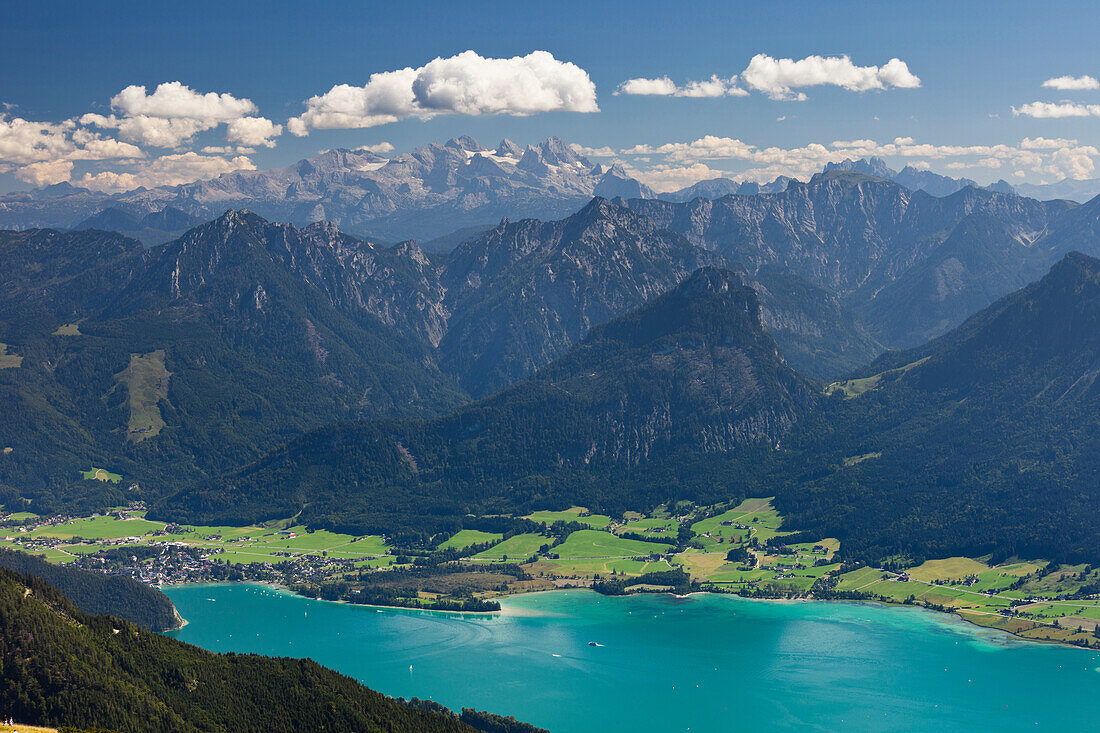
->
[625,172,1084,348]
[155,268,817,536]
[0,212,467,511]
[777,252,1100,563]
[0,202,872,513]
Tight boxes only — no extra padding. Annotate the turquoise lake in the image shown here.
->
[165,584,1100,731]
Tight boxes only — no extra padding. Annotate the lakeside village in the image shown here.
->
[5,500,1100,647]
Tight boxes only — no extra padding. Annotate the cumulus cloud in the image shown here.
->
[615,75,747,98]
[0,115,144,186]
[82,82,261,147]
[1020,136,1078,149]
[619,55,919,102]
[615,76,677,96]
[570,143,616,157]
[1042,75,1100,91]
[741,54,920,100]
[288,50,597,135]
[0,117,78,164]
[226,116,282,147]
[1012,101,1100,118]
[15,159,74,187]
[77,152,255,193]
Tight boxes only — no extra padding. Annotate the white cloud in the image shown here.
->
[82,82,261,147]
[1012,101,1100,118]
[226,116,282,147]
[0,115,144,186]
[354,141,395,154]
[741,54,920,100]
[618,133,1100,189]
[1020,136,1078,149]
[15,159,74,186]
[615,74,747,98]
[111,81,256,121]
[288,50,597,135]
[570,143,616,157]
[0,117,77,164]
[78,152,255,193]
[623,162,736,192]
[615,77,677,96]
[1042,75,1100,91]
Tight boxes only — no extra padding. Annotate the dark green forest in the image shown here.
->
[0,548,178,631]
[0,565,484,732]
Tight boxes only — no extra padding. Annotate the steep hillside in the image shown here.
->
[0,548,178,631]
[778,252,1100,562]
[0,565,477,732]
[0,213,466,512]
[439,197,722,394]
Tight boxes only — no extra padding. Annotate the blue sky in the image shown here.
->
[2,0,1100,193]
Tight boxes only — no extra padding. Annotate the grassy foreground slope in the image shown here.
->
[0,566,474,733]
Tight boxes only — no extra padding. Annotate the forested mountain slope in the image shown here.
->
[0,547,178,631]
[157,268,816,538]
[776,252,1100,563]
[0,565,479,732]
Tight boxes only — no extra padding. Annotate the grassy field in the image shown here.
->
[471,533,547,561]
[81,467,122,483]
[529,557,674,577]
[437,529,503,550]
[30,515,163,540]
[825,357,928,399]
[0,343,22,369]
[908,557,991,582]
[524,507,613,529]
[617,516,678,537]
[554,529,670,558]
[114,349,170,442]
[52,322,81,336]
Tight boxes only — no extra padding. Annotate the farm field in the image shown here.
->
[553,529,670,559]
[437,529,503,550]
[81,467,122,483]
[524,507,612,529]
[0,343,22,369]
[471,533,547,561]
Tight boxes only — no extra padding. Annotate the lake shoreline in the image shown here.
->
[160,578,1086,649]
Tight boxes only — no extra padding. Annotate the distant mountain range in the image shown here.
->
[3,133,1099,249]
[626,170,1087,348]
[0,136,656,242]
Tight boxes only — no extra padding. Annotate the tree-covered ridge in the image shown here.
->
[778,251,1100,563]
[0,565,479,733]
[156,267,811,538]
[0,548,178,632]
